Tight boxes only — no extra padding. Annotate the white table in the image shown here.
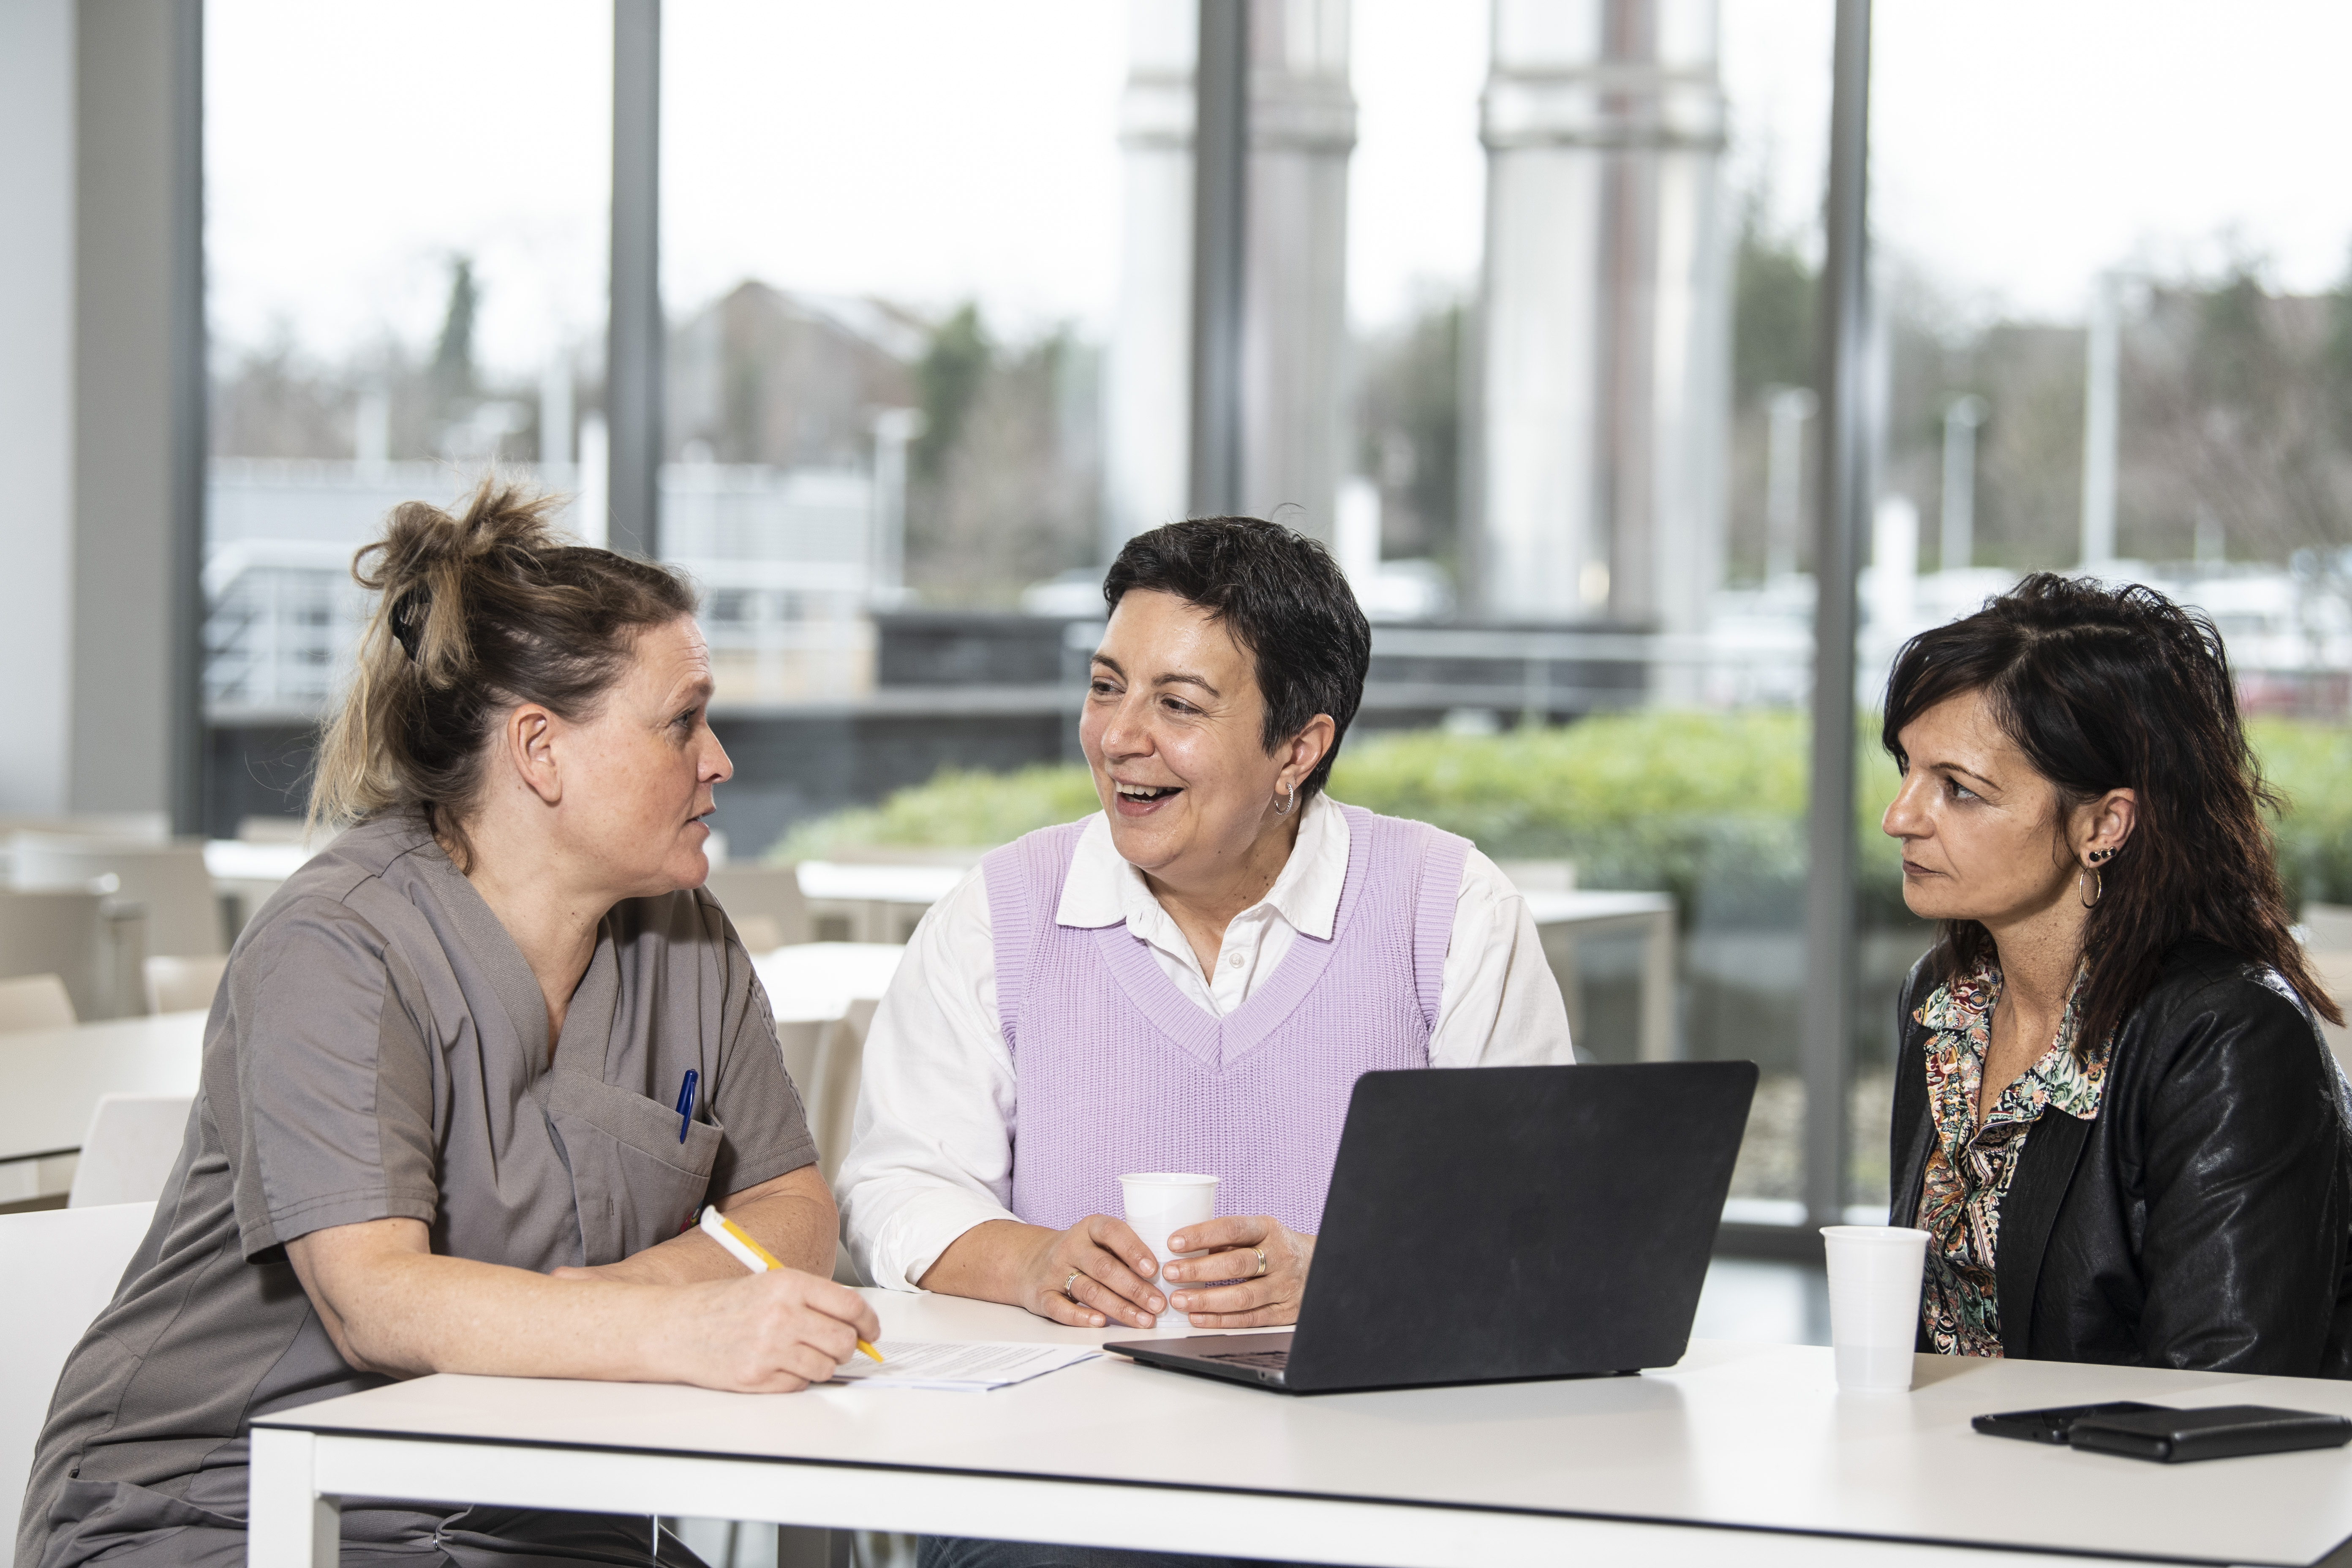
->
[1522,889,1677,1062]
[0,1011,205,1163]
[252,1291,2352,1568]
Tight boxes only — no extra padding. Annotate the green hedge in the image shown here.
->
[774,712,2352,919]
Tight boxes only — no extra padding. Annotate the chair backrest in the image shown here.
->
[0,1201,155,1524]
[808,997,880,1187]
[143,954,228,1017]
[0,974,76,1034]
[2306,903,2352,952]
[0,889,114,1022]
[9,836,223,958]
[67,1094,195,1208]
[775,1018,823,1107]
[702,864,811,953]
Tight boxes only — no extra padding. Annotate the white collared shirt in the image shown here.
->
[835,793,1576,1290]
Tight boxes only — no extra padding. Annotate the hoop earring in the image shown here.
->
[2079,865,2103,909]
[1274,779,1297,817]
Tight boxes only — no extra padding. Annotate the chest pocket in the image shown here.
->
[544,1073,721,1266]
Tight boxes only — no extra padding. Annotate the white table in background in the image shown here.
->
[1522,889,1677,1062]
[0,1011,205,1163]
[253,1290,2352,1568]
[794,862,966,945]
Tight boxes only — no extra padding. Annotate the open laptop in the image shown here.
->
[1104,1060,1756,1394]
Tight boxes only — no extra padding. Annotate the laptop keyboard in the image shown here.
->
[1202,1348,1291,1370]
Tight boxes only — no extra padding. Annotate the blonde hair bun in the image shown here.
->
[308,479,697,859]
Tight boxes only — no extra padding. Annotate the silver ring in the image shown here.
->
[1254,1248,1267,1277]
[1064,1270,1081,1297]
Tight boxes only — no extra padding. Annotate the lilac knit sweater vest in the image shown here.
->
[985,805,1469,1236]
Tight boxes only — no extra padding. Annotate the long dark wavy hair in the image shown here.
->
[1881,572,2340,1058]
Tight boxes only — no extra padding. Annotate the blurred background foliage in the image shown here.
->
[776,711,2352,919]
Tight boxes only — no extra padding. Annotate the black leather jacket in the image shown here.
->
[1888,937,2352,1376]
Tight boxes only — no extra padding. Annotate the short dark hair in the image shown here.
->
[1102,516,1370,798]
[1881,571,2340,1057]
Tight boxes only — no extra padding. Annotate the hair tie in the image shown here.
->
[390,584,431,663]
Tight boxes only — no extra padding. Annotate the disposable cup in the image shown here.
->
[1119,1173,1219,1329]
[1819,1225,1932,1392]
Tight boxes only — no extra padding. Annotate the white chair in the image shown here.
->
[10,834,224,959]
[0,974,76,1033]
[808,998,879,1190]
[2300,905,2352,1077]
[704,864,812,953]
[0,888,122,1021]
[143,954,228,1016]
[0,1201,155,1522]
[67,1095,193,1208]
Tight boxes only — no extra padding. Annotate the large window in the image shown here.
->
[204,0,610,831]
[1854,0,2352,1210]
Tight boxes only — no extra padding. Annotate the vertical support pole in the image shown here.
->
[247,1427,339,1568]
[1764,386,1814,581]
[1187,0,1247,518]
[1939,394,1984,572]
[165,0,206,836]
[609,0,663,561]
[2079,273,2118,570]
[869,408,917,608]
[1800,0,1872,1238]
[72,0,209,830]
[1639,909,1677,1064]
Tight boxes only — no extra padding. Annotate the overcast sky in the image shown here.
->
[207,0,2352,376]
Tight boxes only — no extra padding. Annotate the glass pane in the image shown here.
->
[204,0,611,834]
[662,0,1124,857]
[1859,0,2352,1212]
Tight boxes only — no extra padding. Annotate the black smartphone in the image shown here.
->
[2067,1405,2352,1463]
[1971,1401,2169,1444]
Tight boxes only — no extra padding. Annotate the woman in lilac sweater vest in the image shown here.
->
[838,517,1575,1349]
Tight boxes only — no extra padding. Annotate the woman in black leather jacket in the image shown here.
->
[1879,573,2352,1375]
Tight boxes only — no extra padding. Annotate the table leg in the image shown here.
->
[1638,911,1677,1062]
[248,1427,339,1568]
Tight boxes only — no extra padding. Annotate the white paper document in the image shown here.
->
[830,1340,1100,1391]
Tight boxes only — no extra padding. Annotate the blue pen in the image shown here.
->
[675,1067,699,1143]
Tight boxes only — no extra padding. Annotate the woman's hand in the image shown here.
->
[653,1268,883,1393]
[1023,1214,1171,1329]
[1160,1215,1315,1328]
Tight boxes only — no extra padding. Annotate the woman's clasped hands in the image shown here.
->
[1030,1213,1315,1331]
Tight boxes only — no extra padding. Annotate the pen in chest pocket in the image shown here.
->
[675,1068,698,1143]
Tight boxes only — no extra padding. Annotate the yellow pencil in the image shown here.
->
[699,1206,884,1362]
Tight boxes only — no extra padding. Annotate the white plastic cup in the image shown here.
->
[1820,1225,1932,1392]
[1119,1173,1219,1329]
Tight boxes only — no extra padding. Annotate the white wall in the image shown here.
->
[0,0,76,814]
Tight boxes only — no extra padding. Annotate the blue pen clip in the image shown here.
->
[675,1067,699,1143]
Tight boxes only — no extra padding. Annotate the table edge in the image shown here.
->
[256,1420,2336,1568]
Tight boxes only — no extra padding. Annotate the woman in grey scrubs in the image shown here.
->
[18,485,877,1568]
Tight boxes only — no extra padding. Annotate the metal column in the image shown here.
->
[1799,0,1873,1236]
[168,0,206,836]
[608,0,663,560]
[1187,0,1247,519]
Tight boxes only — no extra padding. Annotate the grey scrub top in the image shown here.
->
[17,812,817,1568]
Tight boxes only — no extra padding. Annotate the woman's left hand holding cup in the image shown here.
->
[1161,1215,1315,1327]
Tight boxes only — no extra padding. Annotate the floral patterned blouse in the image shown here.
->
[1914,958,2112,1357]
